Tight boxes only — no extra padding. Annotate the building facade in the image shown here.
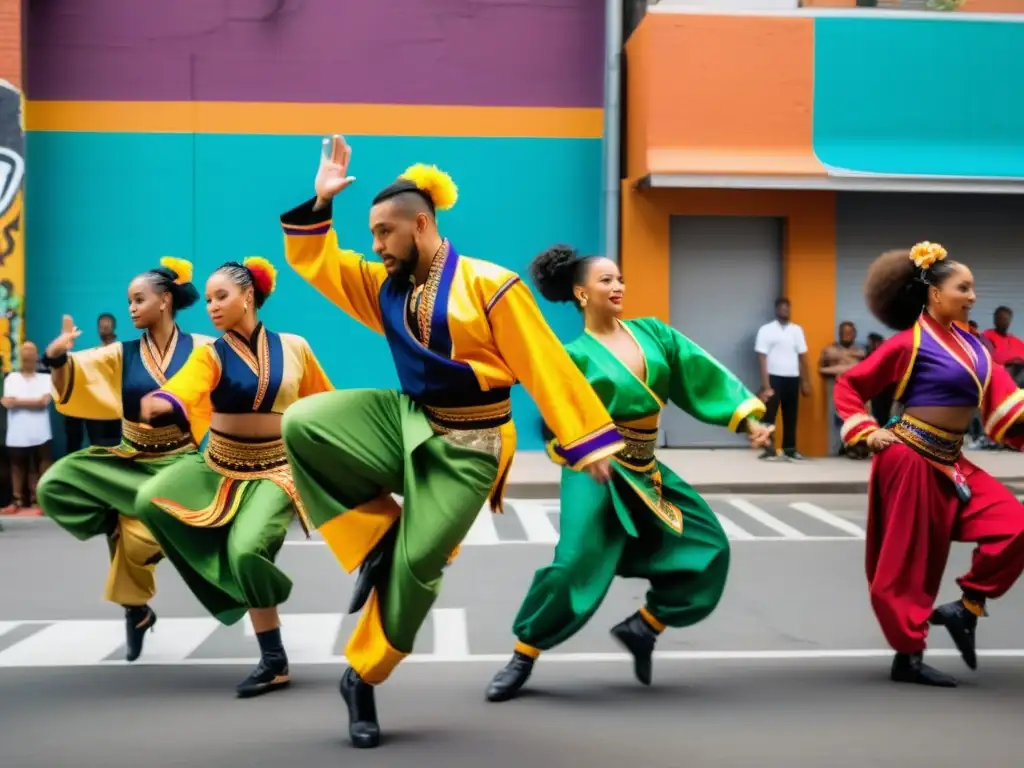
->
[622,6,1024,455]
[23,0,605,449]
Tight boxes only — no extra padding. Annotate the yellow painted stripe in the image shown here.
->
[25,100,604,139]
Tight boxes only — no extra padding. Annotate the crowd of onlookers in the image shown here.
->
[0,313,121,518]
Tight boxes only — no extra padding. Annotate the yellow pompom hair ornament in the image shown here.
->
[160,256,194,285]
[909,241,947,271]
[399,163,459,211]
[243,256,278,297]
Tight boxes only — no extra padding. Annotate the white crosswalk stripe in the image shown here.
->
[285,497,867,547]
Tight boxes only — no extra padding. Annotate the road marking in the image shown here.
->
[461,505,500,545]
[431,608,470,659]
[0,621,20,639]
[511,501,559,544]
[789,502,867,538]
[244,612,345,663]
[727,499,806,539]
[141,617,221,663]
[712,512,755,540]
[0,620,127,667]
[3,647,1024,668]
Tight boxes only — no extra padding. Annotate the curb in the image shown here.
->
[492,478,1024,498]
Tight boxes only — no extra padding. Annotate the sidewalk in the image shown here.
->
[504,448,1024,496]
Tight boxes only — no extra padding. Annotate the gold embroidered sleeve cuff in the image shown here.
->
[985,389,1024,444]
[552,425,626,470]
[729,396,767,433]
[840,413,879,446]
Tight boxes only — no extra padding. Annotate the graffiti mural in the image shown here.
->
[0,79,22,371]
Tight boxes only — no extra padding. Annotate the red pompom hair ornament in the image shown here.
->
[242,256,277,297]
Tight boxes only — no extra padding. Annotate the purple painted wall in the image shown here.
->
[26,0,605,108]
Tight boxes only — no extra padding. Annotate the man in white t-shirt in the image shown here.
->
[1,342,53,512]
[754,298,810,460]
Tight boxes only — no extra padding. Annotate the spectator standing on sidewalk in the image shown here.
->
[755,297,810,460]
[1,342,52,514]
[820,321,866,458]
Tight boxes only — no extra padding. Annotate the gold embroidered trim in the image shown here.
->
[423,399,512,427]
[205,432,288,473]
[139,326,180,386]
[121,419,193,453]
[428,421,503,461]
[413,239,449,347]
[223,327,271,411]
[615,421,657,463]
[892,413,963,466]
[200,431,311,534]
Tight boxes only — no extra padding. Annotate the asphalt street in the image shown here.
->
[3,494,1024,767]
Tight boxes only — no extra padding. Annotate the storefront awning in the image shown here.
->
[625,9,1024,194]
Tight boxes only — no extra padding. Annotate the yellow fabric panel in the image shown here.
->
[283,227,388,335]
[54,342,124,420]
[160,344,221,439]
[271,333,335,412]
[486,275,622,469]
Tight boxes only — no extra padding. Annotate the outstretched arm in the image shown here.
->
[489,278,623,474]
[982,363,1024,450]
[280,135,387,334]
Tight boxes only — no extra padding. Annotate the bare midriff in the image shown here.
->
[211,412,282,440]
[903,405,977,435]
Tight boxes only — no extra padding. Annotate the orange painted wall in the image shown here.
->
[0,0,20,89]
[624,13,822,177]
[620,185,836,457]
[621,14,835,456]
[803,0,1024,11]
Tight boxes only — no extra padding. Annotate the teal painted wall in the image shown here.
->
[25,133,602,449]
[813,18,1024,178]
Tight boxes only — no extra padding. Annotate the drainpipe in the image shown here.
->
[600,0,624,261]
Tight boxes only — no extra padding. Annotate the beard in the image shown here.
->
[388,240,421,283]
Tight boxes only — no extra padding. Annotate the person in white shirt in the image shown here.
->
[2,342,53,512]
[754,298,810,460]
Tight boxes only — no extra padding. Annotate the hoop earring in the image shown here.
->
[244,300,250,312]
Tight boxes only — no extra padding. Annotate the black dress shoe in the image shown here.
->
[348,526,398,614]
[610,613,658,686]
[930,600,979,670]
[236,655,291,698]
[485,651,536,702]
[890,652,957,687]
[340,666,381,748]
[124,606,157,663]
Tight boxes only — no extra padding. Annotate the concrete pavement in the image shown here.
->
[4,493,1024,766]
[504,446,1024,496]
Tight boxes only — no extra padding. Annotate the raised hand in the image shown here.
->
[45,314,81,359]
[314,134,356,204]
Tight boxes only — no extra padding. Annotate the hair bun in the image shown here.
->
[399,163,458,211]
[243,256,277,298]
[159,256,194,285]
[529,244,582,304]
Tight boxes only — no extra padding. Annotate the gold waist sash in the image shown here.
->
[153,430,312,534]
[423,399,512,512]
[891,414,964,466]
[614,413,660,472]
[891,413,970,501]
[204,430,290,476]
[119,419,194,456]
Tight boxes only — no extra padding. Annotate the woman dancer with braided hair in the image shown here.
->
[38,257,209,663]
[486,246,774,702]
[833,242,1024,687]
[135,258,332,697]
